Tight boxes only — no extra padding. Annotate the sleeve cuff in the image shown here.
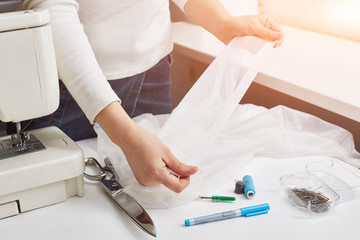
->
[78,81,121,124]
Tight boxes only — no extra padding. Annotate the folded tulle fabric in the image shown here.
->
[157,36,274,166]
[95,36,360,208]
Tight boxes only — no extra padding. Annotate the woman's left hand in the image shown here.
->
[215,15,284,47]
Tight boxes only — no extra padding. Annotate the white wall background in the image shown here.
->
[260,0,360,41]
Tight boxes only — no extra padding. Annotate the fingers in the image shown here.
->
[268,20,284,47]
[258,16,284,47]
[164,150,198,177]
[258,26,282,42]
[160,149,198,193]
[161,172,192,193]
[167,161,198,177]
[231,15,284,47]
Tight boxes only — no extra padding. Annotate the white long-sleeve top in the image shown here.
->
[21,0,188,123]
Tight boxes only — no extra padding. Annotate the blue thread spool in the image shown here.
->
[243,175,255,199]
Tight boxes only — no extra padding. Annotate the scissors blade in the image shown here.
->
[112,191,157,237]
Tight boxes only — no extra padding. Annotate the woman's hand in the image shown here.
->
[184,0,284,47]
[216,15,284,47]
[95,101,198,193]
[119,122,198,193]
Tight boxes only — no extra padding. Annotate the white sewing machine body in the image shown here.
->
[0,9,84,219]
[0,127,84,219]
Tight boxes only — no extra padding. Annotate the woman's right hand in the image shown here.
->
[95,101,198,193]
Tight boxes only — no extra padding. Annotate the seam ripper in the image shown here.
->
[198,195,236,202]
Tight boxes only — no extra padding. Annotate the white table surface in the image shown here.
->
[1,138,360,240]
[172,22,360,122]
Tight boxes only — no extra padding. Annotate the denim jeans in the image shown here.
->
[7,55,173,141]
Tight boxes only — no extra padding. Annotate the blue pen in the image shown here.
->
[184,203,269,226]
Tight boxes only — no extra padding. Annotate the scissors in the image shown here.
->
[84,157,157,237]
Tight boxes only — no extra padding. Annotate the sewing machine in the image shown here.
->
[0,9,84,219]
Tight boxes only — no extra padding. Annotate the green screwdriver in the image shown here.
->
[198,195,236,202]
